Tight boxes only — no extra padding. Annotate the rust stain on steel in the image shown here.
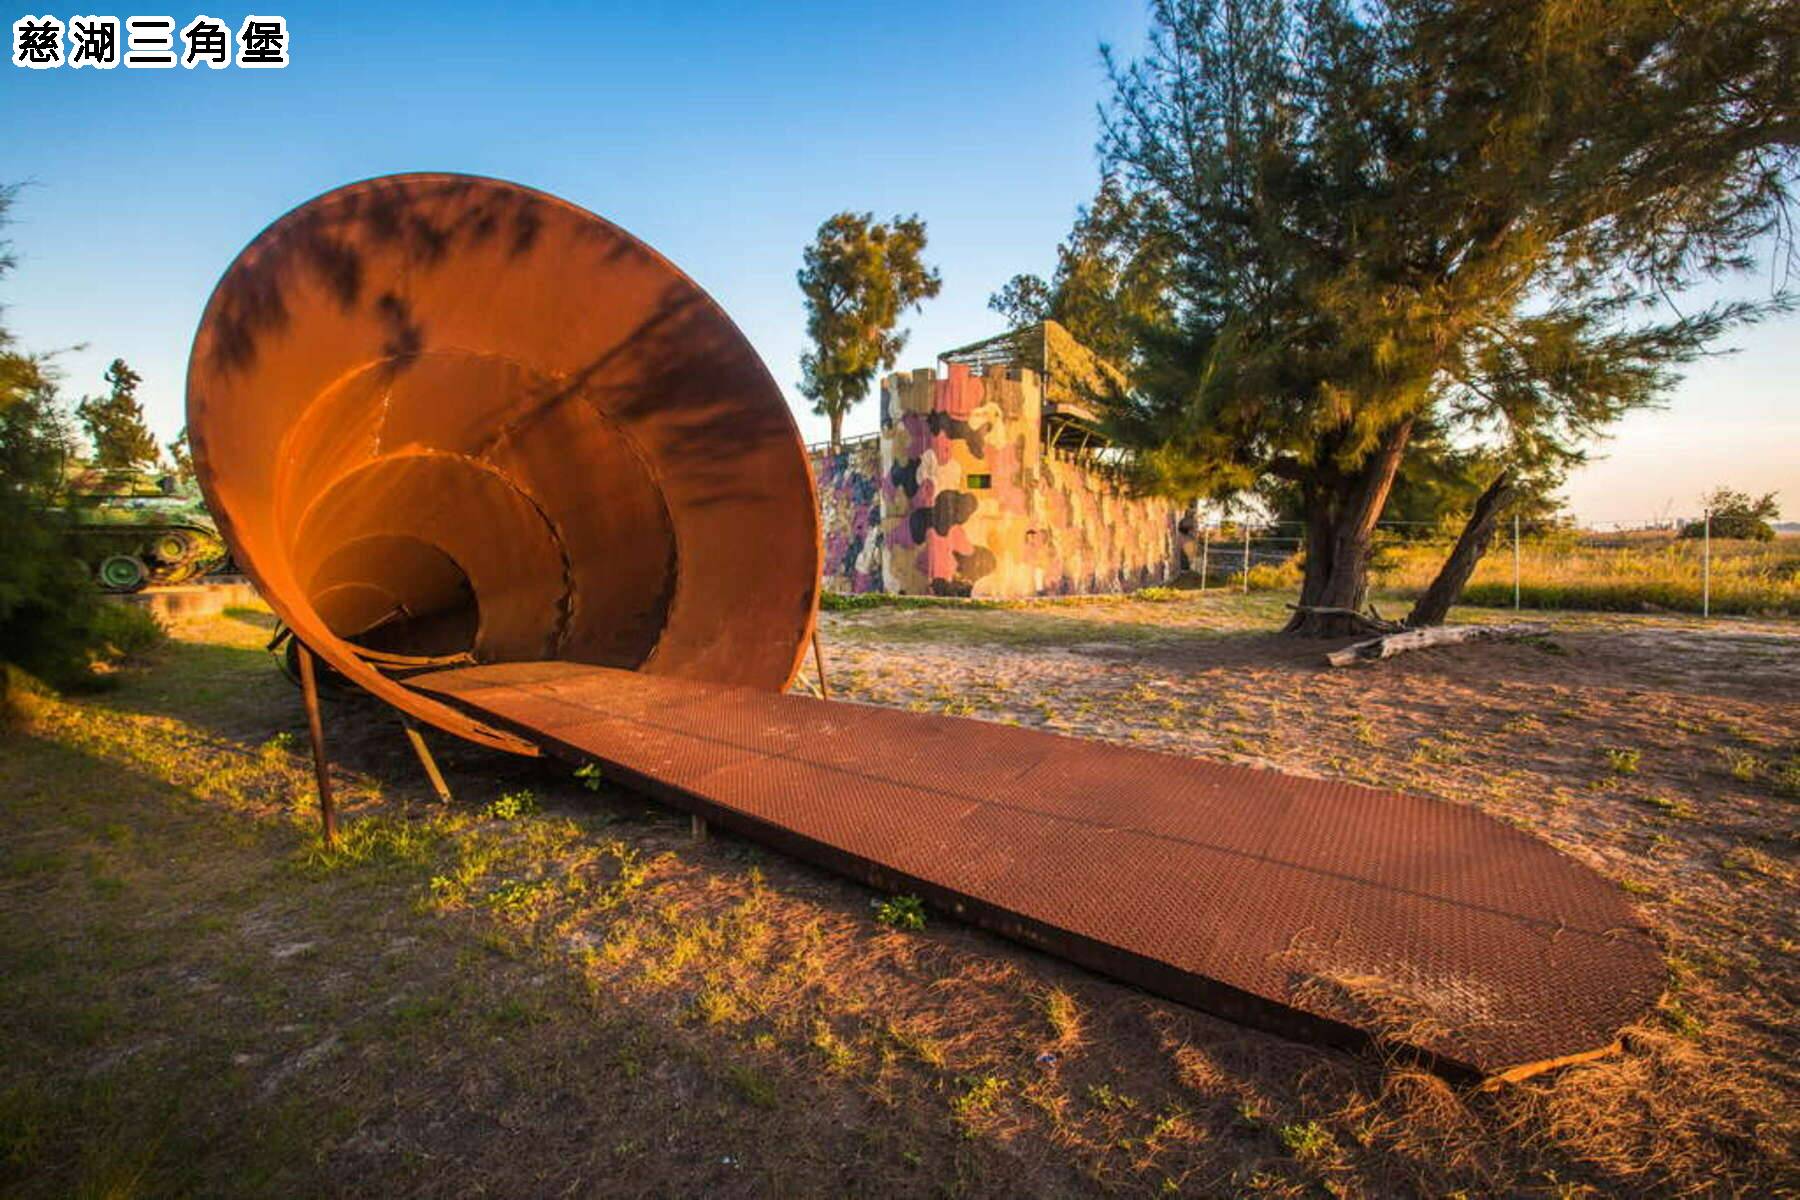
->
[411,662,1664,1080]
[186,174,821,752]
[189,174,1663,1080]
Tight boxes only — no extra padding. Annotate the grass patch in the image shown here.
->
[4,603,1797,1197]
[821,592,1002,612]
[1278,1119,1335,1160]
[724,1063,777,1109]
[1604,747,1642,775]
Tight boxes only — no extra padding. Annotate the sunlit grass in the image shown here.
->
[1374,534,1800,615]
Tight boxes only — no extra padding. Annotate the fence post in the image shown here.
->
[1703,510,1711,619]
[1513,514,1521,612]
[1242,524,1250,594]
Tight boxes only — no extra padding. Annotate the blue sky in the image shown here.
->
[3,0,1794,525]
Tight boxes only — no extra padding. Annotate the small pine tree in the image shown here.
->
[77,358,159,470]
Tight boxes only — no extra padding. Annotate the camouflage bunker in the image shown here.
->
[810,322,1183,598]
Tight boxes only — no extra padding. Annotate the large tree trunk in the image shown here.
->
[1283,418,1415,636]
[1406,469,1515,627]
[828,409,844,453]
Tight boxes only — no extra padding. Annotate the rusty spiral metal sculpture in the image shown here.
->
[188,174,1663,1082]
[187,174,820,752]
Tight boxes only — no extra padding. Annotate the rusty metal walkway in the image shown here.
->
[411,661,1663,1081]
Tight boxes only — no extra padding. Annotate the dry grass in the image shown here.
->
[2,597,1796,1196]
[1373,532,1800,616]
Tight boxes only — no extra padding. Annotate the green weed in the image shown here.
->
[1604,747,1642,775]
[484,790,538,821]
[872,893,926,931]
[1279,1120,1335,1160]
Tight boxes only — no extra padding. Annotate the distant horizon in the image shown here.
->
[3,1,1792,528]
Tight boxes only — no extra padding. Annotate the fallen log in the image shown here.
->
[1326,622,1551,667]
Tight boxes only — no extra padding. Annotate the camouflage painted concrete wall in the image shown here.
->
[809,436,884,593]
[1031,448,1181,595]
[872,364,1180,598]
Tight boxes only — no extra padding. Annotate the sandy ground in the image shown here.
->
[2,594,1795,1197]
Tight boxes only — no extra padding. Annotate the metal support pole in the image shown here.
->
[811,626,830,700]
[1702,511,1711,619]
[295,644,337,850]
[401,716,453,803]
[1242,524,1250,594]
[690,813,708,842]
[1513,514,1521,612]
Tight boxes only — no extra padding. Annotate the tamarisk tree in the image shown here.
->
[1096,0,1797,634]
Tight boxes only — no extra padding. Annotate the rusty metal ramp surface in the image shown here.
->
[411,661,1663,1080]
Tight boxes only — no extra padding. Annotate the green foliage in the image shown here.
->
[88,602,166,659]
[797,212,941,448]
[988,177,1175,368]
[573,762,605,791]
[165,426,193,484]
[1680,487,1780,541]
[76,359,159,470]
[1264,419,1568,540]
[871,893,926,931]
[484,790,538,821]
[0,188,120,688]
[1084,0,1796,626]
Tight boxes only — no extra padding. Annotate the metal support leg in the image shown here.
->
[401,716,453,803]
[296,643,338,850]
[690,814,708,842]
[811,627,830,701]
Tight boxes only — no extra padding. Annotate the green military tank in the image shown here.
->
[53,467,233,593]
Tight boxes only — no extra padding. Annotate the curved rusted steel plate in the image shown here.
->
[411,661,1666,1081]
[187,174,821,751]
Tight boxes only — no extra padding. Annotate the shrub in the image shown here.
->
[0,500,108,687]
[1678,487,1779,542]
[89,601,166,658]
[1243,558,1303,591]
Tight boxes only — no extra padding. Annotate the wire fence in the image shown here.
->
[1183,516,1799,618]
